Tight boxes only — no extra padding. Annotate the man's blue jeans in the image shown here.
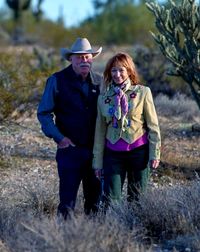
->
[56,145,101,218]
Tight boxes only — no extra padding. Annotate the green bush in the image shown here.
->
[0,49,59,119]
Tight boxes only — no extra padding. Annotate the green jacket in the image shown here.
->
[92,84,161,169]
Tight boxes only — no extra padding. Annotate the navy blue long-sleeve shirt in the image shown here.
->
[37,75,64,143]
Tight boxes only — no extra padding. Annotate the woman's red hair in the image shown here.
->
[103,52,140,90]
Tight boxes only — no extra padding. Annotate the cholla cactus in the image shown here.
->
[6,0,31,21]
[146,0,200,109]
[32,0,44,22]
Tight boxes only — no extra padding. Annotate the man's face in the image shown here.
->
[70,53,93,78]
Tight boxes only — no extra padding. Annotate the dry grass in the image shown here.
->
[0,165,150,252]
[154,93,200,177]
[155,93,200,121]
[0,209,149,252]
[1,155,200,251]
[135,181,200,251]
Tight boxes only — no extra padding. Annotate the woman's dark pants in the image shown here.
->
[56,146,101,219]
[103,144,150,206]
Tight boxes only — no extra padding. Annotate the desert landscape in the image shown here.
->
[0,0,200,250]
[0,46,200,252]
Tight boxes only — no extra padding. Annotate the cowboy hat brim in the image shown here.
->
[60,47,102,61]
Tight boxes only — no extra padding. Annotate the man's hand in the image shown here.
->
[58,137,75,149]
[150,159,160,169]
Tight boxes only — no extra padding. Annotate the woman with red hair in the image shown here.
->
[93,52,161,208]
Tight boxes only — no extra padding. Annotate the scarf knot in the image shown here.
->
[112,79,131,130]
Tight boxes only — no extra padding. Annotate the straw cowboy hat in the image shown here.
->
[61,38,102,61]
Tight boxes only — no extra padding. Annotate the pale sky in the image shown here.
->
[0,0,95,27]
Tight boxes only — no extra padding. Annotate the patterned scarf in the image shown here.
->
[112,78,131,131]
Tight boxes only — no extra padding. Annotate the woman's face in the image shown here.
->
[111,64,129,85]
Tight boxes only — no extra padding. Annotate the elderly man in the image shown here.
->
[37,38,102,219]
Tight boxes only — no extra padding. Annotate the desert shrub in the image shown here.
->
[1,155,200,251]
[0,240,9,252]
[133,45,173,96]
[0,168,151,252]
[0,165,58,216]
[132,45,190,97]
[134,180,200,251]
[154,93,200,121]
[162,232,200,252]
[0,49,59,119]
[0,148,152,252]
[1,212,151,252]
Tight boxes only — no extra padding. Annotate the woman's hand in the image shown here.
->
[150,159,160,169]
[94,169,102,180]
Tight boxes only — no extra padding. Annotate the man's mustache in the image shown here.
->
[79,63,91,67]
